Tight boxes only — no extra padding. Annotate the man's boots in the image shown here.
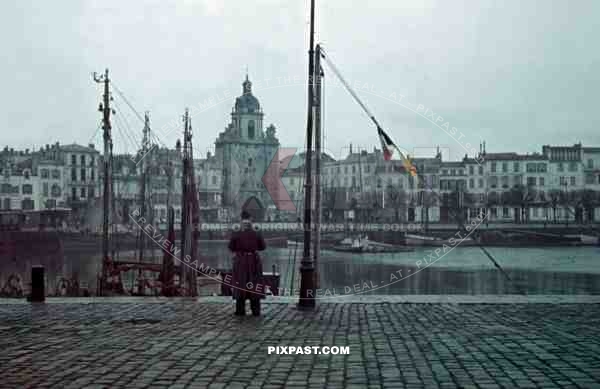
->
[250,299,261,316]
[235,298,245,316]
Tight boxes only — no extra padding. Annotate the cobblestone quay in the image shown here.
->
[1,297,599,388]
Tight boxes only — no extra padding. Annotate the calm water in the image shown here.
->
[2,242,600,296]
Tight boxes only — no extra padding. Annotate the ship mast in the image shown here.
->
[298,0,317,310]
[312,43,323,290]
[180,109,198,297]
[138,112,151,264]
[93,69,112,292]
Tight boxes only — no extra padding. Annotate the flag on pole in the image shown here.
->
[377,127,417,177]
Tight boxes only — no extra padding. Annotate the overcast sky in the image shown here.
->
[2,0,599,161]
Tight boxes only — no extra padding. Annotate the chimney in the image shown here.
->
[46,144,50,151]
[207,151,212,159]
[25,149,29,154]
[88,143,94,149]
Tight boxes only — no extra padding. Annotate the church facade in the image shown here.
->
[214,75,281,221]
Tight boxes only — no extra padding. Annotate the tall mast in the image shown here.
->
[93,69,112,280]
[180,109,198,297]
[138,112,150,263]
[298,0,316,310]
[312,44,323,290]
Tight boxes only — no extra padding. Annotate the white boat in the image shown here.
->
[332,235,414,253]
[404,233,475,247]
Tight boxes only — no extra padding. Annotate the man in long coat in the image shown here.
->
[228,211,266,316]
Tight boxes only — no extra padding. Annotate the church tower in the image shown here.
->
[215,74,280,221]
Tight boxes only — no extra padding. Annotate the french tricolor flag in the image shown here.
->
[377,126,417,177]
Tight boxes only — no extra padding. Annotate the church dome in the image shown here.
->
[235,75,260,113]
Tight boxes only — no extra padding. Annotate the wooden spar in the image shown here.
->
[93,69,112,296]
[312,43,323,290]
[180,109,198,297]
[298,0,316,310]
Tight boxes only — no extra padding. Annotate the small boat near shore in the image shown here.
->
[404,233,476,247]
[331,236,414,253]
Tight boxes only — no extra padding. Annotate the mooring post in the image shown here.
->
[28,265,45,302]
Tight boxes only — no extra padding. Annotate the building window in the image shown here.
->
[80,188,86,198]
[52,169,60,179]
[526,163,536,173]
[90,156,95,166]
[513,162,519,172]
[51,184,61,197]
[290,178,295,185]
[344,177,348,186]
[442,169,448,175]
[570,176,576,186]
[501,176,509,188]
[21,199,34,210]
[503,207,509,218]
[560,176,567,186]
[71,168,77,181]
[558,162,564,172]
[588,159,594,169]
[478,178,483,188]
[539,177,544,187]
[3,198,10,210]
[248,120,255,139]
[502,163,508,173]
[469,166,474,175]
[568,162,577,172]
[491,208,497,217]
[43,183,49,197]
[513,176,521,186]
[41,169,49,178]
[585,174,594,184]
[344,166,348,174]
[469,178,474,188]
[89,188,95,198]
[80,155,85,166]
[71,155,76,165]
[478,166,483,175]
[491,163,496,173]
[81,168,86,182]
[490,176,498,188]
[46,199,56,209]
[91,169,94,181]
[212,176,217,185]
[527,177,536,186]
[537,163,547,172]
[352,165,356,173]
[22,184,33,194]
[72,188,77,200]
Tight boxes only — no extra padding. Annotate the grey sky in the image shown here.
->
[2,0,598,160]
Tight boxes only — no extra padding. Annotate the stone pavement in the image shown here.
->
[1,297,600,389]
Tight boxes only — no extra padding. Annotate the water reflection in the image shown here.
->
[1,240,600,296]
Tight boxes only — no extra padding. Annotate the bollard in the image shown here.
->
[29,266,45,302]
